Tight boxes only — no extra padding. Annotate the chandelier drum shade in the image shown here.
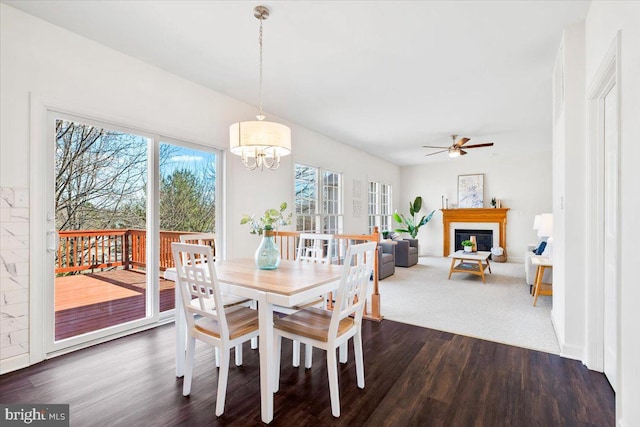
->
[229,120,291,168]
[230,5,291,171]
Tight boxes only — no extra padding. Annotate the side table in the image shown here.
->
[531,256,553,306]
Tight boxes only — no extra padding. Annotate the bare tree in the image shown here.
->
[55,120,149,230]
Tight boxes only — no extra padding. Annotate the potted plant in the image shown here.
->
[393,196,435,239]
[491,197,497,208]
[461,239,473,252]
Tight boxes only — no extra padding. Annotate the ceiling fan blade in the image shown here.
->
[463,143,494,149]
[424,149,448,157]
[459,149,468,155]
[422,145,449,149]
[455,137,471,147]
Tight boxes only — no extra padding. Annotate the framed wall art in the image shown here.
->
[458,174,484,208]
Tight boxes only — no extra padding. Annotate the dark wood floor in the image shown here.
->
[0,320,614,426]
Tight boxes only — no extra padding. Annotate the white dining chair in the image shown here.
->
[273,241,376,417]
[276,233,334,369]
[296,233,334,367]
[179,233,257,362]
[172,242,259,417]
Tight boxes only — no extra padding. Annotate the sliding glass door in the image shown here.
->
[46,112,220,352]
[158,142,218,314]
[52,117,151,345]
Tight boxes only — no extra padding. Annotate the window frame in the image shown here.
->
[368,180,393,234]
[294,163,343,234]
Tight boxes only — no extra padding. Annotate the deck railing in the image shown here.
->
[56,229,129,274]
[55,229,203,274]
[56,227,383,321]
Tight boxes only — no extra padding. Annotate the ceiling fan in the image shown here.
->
[423,135,494,158]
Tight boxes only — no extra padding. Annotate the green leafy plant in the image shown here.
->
[393,196,435,239]
[491,197,497,207]
[240,202,292,234]
[461,239,473,247]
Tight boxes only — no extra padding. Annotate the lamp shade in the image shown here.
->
[533,215,542,230]
[537,213,553,238]
[230,120,291,158]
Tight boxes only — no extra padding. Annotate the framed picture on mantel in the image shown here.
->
[458,174,484,208]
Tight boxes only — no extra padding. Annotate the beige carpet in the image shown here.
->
[379,256,560,354]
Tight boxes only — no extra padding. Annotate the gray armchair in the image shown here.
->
[395,239,418,267]
[377,241,396,280]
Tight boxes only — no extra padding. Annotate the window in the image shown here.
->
[368,181,392,233]
[322,170,343,234]
[295,164,343,234]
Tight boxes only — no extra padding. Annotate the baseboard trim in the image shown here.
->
[559,343,583,361]
[0,353,30,375]
[550,310,582,361]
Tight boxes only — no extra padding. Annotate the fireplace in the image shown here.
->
[454,229,493,251]
[440,208,509,256]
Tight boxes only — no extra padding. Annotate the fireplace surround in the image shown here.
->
[440,208,509,256]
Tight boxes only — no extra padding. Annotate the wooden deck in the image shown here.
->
[55,269,175,341]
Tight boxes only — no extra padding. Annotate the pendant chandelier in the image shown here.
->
[229,5,291,171]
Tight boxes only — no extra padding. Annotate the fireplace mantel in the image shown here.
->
[441,208,509,256]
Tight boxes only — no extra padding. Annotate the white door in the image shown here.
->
[602,83,618,390]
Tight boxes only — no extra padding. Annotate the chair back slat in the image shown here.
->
[296,233,334,264]
[330,242,376,336]
[179,233,217,259]
[171,242,229,340]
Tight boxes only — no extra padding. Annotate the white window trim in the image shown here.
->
[294,163,344,234]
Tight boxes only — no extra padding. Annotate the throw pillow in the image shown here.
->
[534,241,547,255]
[391,232,403,241]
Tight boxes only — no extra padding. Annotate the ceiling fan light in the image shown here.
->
[448,148,461,158]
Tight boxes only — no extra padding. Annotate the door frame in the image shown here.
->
[584,32,621,388]
[29,96,224,361]
[31,100,160,358]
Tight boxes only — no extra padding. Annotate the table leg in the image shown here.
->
[448,258,456,279]
[532,264,541,296]
[175,282,185,378]
[486,258,492,274]
[257,293,274,424]
[478,260,485,283]
[533,266,542,306]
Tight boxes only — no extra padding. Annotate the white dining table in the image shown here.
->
[165,258,342,424]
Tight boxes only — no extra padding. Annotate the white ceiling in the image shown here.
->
[4,0,590,165]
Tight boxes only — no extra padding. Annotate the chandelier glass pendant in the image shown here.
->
[229,5,291,171]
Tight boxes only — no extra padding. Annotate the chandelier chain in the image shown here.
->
[258,17,264,119]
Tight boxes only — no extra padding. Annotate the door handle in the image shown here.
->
[46,230,58,252]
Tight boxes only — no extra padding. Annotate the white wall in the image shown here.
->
[584,3,640,427]
[399,150,552,261]
[0,5,400,369]
[551,23,586,360]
